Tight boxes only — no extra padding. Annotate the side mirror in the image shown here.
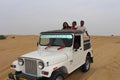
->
[74,49,78,52]
[75,49,77,52]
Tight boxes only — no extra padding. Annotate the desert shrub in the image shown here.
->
[11,36,15,39]
[111,34,114,36]
[0,35,6,40]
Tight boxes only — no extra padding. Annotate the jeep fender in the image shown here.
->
[11,60,22,71]
[42,62,68,78]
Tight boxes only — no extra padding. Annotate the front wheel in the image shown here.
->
[81,56,90,72]
[50,71,65,80]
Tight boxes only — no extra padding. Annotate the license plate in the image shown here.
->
[19,78,27,80]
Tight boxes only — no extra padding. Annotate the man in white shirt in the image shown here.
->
[77,20,90,39]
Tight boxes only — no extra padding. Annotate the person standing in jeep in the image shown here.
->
[77,20,90,39]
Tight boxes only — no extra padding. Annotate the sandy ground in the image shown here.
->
[0,35,120,80]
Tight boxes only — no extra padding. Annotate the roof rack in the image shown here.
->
[41,30,83,34]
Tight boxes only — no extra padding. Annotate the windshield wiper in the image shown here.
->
[45,44,51,49]
[57,46,65,50]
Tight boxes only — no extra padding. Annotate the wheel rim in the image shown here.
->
[56,75,63,80]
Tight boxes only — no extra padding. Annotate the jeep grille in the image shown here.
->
[25,59,37,76]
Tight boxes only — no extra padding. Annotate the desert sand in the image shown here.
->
[0,35,120,80]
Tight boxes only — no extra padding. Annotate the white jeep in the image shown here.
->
[9,30,93,80]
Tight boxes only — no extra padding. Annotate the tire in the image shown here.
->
[50,71,65,80]
[81,56,90,72]
[15,71,22,80]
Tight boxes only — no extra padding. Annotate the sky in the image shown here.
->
[0,0,120,35]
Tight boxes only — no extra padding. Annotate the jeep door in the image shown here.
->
[72,35,84,68]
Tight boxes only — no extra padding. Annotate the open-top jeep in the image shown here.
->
[9,30,93,80]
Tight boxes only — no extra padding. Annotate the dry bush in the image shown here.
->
[0,35,6,40]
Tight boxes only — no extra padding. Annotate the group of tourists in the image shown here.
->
[62,20,90,39]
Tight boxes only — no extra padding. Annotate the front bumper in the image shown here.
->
[16,73,39,80]
[8,72,46,80]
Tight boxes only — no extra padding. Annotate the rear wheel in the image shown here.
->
[81,56,90,72]
[50,71,64,80]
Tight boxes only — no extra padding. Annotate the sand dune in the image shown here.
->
[0,35,120,80]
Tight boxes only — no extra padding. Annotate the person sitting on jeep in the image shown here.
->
[77,20,90,39]
[71,21,77,30]
[62,22,71,30]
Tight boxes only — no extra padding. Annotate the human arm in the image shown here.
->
[85,31,90,39]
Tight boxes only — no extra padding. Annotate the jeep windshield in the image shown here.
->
[40,34,73,47]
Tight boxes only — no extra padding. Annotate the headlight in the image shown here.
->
[18,58,24,66]
[38,61,44,69]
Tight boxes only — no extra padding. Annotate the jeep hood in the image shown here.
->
[21,51,67,65]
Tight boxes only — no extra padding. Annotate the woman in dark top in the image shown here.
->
[62,22,71,30]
